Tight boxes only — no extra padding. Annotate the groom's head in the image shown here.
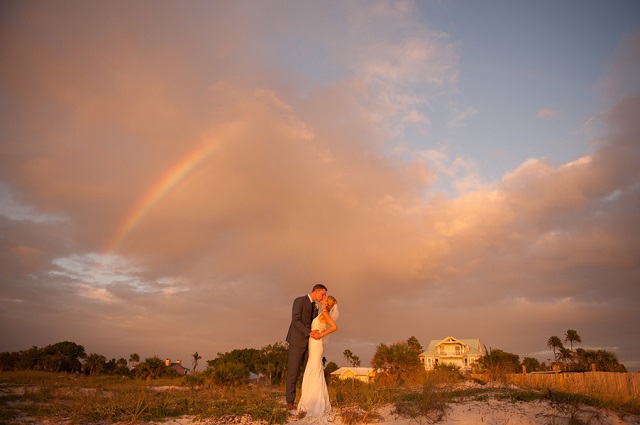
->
[310,284,327,302]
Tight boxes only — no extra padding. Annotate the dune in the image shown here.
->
[154,399,640,425]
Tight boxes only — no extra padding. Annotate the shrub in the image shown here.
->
[432,363,463,384]
[211,361,249,387]
[393,376,448,423]
[135,356,167,380]
[184,372,207,388]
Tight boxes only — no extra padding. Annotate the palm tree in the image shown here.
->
[129,353,139,370]
[192,351,202,372]
[135,356,166,380]
[83,353,106,376]
[343,349,354,367]
[564,329,582,351]
[547,336,563,362]
[351,355,361,367]
[557,346,574,368]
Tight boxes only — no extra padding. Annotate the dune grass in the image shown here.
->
[1,370,638,424]
[0,371,287,424]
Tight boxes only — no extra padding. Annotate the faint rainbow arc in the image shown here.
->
[105,138,219,254]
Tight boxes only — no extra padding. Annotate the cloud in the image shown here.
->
[0,182,67,223]
[448,102,479,128]
[344,6,459,138]
[536,108,560,120]
[0,1,638,370]
[599,29,640,104]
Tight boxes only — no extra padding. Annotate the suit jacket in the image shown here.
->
[285,294,317,348]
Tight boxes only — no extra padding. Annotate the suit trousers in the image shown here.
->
[286,343,308,404]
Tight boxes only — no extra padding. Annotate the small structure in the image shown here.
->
[165,358,190,376]
[330,367,376,383]
[419,336,483,372]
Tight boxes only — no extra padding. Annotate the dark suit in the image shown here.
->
[285,294,317,404]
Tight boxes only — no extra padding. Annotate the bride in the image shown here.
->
[297,295,339,422]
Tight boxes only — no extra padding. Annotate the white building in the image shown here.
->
[330,367,376,383]
[419,336,483,372]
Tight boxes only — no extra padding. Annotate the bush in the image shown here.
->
[476,347,521,383]
[432,363,463,384]
[211,361,249,387]
[328,378,392,425]
[184,372,207,388]
[135,356,167,380]
[393,375,448,423]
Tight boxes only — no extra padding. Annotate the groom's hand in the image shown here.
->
[310,330,320,339]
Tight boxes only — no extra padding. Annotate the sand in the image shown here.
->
[153,399,640,425]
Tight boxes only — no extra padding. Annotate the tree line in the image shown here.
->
[0,331,627,384]
[0,341,296,384]
[545,329,626,372]
[475,329,626,375]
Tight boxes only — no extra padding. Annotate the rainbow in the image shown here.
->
[104,137,220,254]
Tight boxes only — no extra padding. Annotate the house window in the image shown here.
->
[464,358,468,367]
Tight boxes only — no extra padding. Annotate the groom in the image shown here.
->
[285,283,327,410]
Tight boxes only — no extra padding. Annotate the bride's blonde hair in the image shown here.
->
[326,296,337,311]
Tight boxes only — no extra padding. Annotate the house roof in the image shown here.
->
[330,367,375,376]
[168,363,191,375]
[420,336,483,356]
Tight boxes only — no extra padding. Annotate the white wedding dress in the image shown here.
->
[297,316,334,423]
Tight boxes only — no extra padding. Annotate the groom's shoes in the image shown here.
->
[286,403,295,411]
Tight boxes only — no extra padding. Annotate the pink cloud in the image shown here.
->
[536,108,561,120]
[0,1,638,370]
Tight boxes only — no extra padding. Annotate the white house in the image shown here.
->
[330,367,376,383]
[419,336,483,372]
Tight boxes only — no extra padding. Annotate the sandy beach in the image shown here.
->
[153,399,640,425]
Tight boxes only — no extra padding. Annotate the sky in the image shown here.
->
[1,0,639,372]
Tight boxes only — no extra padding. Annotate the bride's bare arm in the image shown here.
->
[318,310,337,338]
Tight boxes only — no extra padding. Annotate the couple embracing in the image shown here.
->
[286,284,339,421]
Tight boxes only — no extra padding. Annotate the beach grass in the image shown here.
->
[1,370,638,424]
[0,371,288,424]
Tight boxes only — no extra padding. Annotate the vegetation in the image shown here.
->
[0,334,633,424]
[521,356,543,372]
[574,348,627,372]
[135,356,174,381]
[371,337,422,385]
[476,346,521,381]
[205,343,290,386]
[342,349,361,367]
[191,351,202,372]
[547,335,563,362]
[324,361,339,379]
[128,353,139,370]
[406,336,423,354]
[0,341,87,373]
[1,368,637,424]
[544,329,626,372]
[0,371,288,424]
[564,329,582,351]
[83,353,107,376]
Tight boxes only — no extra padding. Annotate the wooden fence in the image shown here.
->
[505,372,640,405]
